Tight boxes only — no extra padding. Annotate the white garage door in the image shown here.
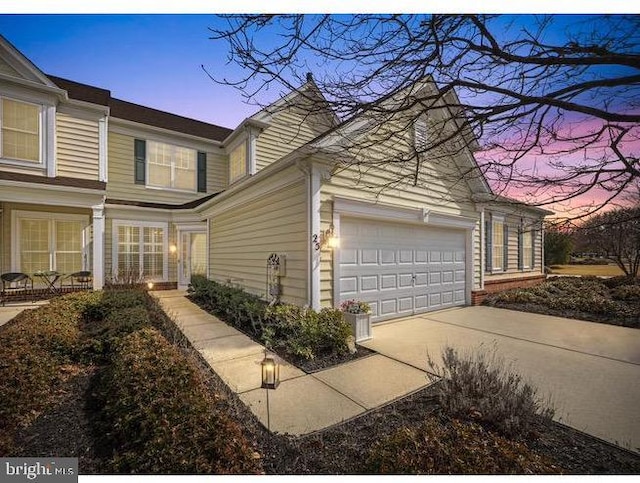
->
[339,217,467,322]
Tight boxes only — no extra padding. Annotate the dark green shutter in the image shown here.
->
[485,213,493,273]
[197,151,207,193]
[518,222,524,270]
[134,139,146,185]
[503,224,509,271]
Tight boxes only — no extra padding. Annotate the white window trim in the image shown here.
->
[111,219,169,282]
[145,140,198,193]
[491,215,505,272]
[0,95,45,167]
[11,210,90,272]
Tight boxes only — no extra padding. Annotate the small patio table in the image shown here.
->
[33,270,63,295]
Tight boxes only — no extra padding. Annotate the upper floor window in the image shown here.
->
[229,141,247,184]
[134,138,207,193]
[147,140,196,191]
[1,97,41,163]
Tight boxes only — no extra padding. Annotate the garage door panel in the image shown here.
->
[399,273,413,287]
[339,217,468,322]
[361,249,378,264]
[380,299,397,315]
[380,274,397,289]
[360,275,378,292]
[398,297,413,312]
[342,249,358,265]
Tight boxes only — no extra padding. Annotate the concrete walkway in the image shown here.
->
[154,291,429,435]
[361,306,640,453]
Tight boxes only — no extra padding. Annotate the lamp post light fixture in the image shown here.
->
[260,351,280,431]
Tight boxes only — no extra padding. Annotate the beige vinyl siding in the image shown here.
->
[0,57,20,77]
[108,132,224,203]
[255,106,326,171]
[318,142,481,304]
[56,113,100,180]
[209,166,308,305]
[207,150,228,193]
[319,202,334,306]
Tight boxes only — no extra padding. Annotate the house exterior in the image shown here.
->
[0,35,549,322]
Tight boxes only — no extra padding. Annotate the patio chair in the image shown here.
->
[61,271,93,290]
[1,272,34,306]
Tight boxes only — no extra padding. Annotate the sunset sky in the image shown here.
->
[0,12,636,217]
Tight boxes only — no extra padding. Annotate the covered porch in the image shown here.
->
[0,178,106,303]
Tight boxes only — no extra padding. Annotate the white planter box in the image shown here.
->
[344,312,372,342]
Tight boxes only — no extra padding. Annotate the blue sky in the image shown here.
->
[0,15,264,128]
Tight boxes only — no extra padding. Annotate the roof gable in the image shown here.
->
[0,35,60,89]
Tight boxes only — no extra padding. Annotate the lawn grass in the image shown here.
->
[548,264,625,277]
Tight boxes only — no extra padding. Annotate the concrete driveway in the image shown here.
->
[360,306,640,453]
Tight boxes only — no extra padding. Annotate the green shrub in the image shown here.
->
[263,305,350,360]
[366,417,560,474]
[189,276,351,360]
[92,328,262,474]
[427,344,554,440]
[84,288,149,322]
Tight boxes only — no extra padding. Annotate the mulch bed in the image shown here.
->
[488,301,640,329]
[7,305,640,475]
[11,350,639,474]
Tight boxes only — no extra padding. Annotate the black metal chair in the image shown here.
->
[1,272,33,306]
[61,271,93,290]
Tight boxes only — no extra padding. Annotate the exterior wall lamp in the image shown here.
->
[315,224,339,250]
[169,244,177,254]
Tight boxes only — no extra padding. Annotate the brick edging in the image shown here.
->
[471,275,546,305]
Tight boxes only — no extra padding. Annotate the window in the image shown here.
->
[15,212,87,274]
[492,218,504,271]
[523,230,533,269]
[114,221,167,281]
[147,140,196,191]
[229,141,247,183]
[1,97,41,163]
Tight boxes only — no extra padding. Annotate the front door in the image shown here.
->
[178,231,207,289]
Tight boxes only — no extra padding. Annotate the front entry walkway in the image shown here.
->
[360,306,640,453]
[153,291,429,435]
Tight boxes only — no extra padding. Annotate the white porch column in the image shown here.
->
[310,164,322,310]
[92,204,105,290]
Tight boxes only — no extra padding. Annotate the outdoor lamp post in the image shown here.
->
[261,351,280,431]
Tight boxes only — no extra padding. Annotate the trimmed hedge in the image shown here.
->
[366,417,560,474]
[189,275,351,360]
[0,291,101,454]
[91,327,262,474]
